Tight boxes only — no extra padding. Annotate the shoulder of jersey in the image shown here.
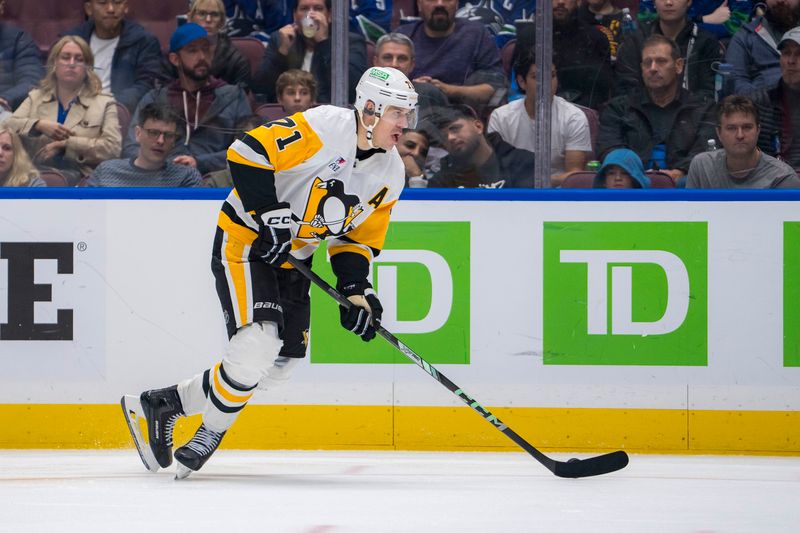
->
[302,105,357,145]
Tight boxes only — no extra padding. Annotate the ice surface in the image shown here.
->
[0,450,798,532]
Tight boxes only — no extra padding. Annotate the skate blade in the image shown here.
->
[175,462,193,480]
[120,395,160,473]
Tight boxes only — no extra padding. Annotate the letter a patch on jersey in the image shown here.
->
[297,177,364,239]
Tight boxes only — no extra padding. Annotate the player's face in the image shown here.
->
[85,0,128,36]
[604,165,635,189]
[135,118,179,166]
[278,84,314,115]
[641,43,683,91]
[780,41,800,89]
[717,112,759,157]
[372,106,415,150]
[655,0,691,23]
[375,42,415,77]
[0,132,14,179]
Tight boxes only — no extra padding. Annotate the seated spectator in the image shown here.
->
[6,36,122,185]
[0,125,46,187]
[0,0,45,112]
[169,0,252,90]
[638,0,753,40]
[616,0,722,97]
[397,128,430,187]
[203,114,263,187]
[276,69,316,115]
[548,0,614,110]
[726,0,800,94]
[577,0,624,62]
[88,103,203,187]
[65,0,163,113]
[124,24,253,175]
[687,95,800,188]
[488,50,592,186]
[598,34,717,184]
[751,26,800,167]
[373,33,448,120]
[428,104,535,188]
[254,0,367,103]
[396,0,506,109]
[593,148,651,188]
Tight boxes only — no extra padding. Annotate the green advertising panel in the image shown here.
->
[310,222,470,364]
[543,222,707,366]
[784,222,800,367]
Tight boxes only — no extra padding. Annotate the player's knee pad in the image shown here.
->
[257,356,302,391]
[222,321,283,387]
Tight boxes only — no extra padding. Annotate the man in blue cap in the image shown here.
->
[122,23,253,175]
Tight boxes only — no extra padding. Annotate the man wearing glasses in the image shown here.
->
[65,0,163,112]
[87,103,203,187]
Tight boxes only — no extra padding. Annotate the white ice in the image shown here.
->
[0,450,798,533]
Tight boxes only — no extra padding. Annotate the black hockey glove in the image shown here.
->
[252,203,292,266]
[339,286,383,342]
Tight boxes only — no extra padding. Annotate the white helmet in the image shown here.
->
[355,67,419,148]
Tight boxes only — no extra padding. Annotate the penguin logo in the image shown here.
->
[297,177,364,239]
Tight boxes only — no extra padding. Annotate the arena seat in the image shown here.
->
[115,102,132,138]
[575,104,599,158]
[254,103,289,122]
[38,168,69,187]
[231,37,266,79]
[127,0,189,51]
[559,171,597,188]
[4,0,83,55]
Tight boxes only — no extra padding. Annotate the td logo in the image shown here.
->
[310,222,470,364]
[543,222,707,366]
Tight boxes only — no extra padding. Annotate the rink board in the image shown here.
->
[0,189,799,453]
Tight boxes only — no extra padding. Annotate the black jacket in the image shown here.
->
[597,88,717,172]
[0,23,44,110]
[552,14,614,109]
[615,18,722,97]
[65,20,163,112]
[429,132,535,188]
[750,81,800,168]
[255,30,367,103]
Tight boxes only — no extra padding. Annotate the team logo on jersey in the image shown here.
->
[296,177,365,239]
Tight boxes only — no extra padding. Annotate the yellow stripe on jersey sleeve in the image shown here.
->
[339,199,397,253]
[245,114,323,173]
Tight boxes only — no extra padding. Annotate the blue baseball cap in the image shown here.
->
[169,23,209,54]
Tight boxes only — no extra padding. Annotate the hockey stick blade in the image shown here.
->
[287,256,630,478]
[120,395,161,473]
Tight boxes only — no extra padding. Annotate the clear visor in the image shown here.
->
[379,105,419,130]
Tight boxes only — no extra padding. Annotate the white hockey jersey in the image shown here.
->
[221,105,406,266]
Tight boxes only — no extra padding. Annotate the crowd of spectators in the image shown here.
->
[0,0,798,189]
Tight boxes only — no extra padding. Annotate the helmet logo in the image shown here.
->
[369,68,390,81]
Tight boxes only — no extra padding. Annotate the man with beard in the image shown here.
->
[597,34,717,184]
[65,0,162,112]
[615,0,722,96]
[687,95,799,188]
[726,0,800,94]
[396,0,505,109]
[548,0,614,109]
[123,24,252,175]
[428,104,535,188]
[751,27,800,167]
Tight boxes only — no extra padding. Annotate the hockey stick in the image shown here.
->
[288,256,629,478]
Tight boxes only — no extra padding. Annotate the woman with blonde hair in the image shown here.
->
[6,35,121,185]
[0,126,46,187]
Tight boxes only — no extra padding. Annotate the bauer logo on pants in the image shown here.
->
[309,222,470,364]
[543,222,707,366]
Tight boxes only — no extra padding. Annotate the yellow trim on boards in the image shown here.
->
[0,404,798,454]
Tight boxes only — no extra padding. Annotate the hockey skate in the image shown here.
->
[121,386,185,472]
[174,424,226,480]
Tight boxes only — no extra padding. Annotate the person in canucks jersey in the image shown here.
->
[121,66,418,478]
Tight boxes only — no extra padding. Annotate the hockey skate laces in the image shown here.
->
[184,426,223,455]
[164,413,180,447]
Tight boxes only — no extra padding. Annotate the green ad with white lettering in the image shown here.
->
[784,222,800,367]
[543,222,707,366]
[310,222,470,364]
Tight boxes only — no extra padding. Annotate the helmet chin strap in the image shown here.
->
[359,110,382,150]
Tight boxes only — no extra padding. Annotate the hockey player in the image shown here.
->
[121,66,418,479]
